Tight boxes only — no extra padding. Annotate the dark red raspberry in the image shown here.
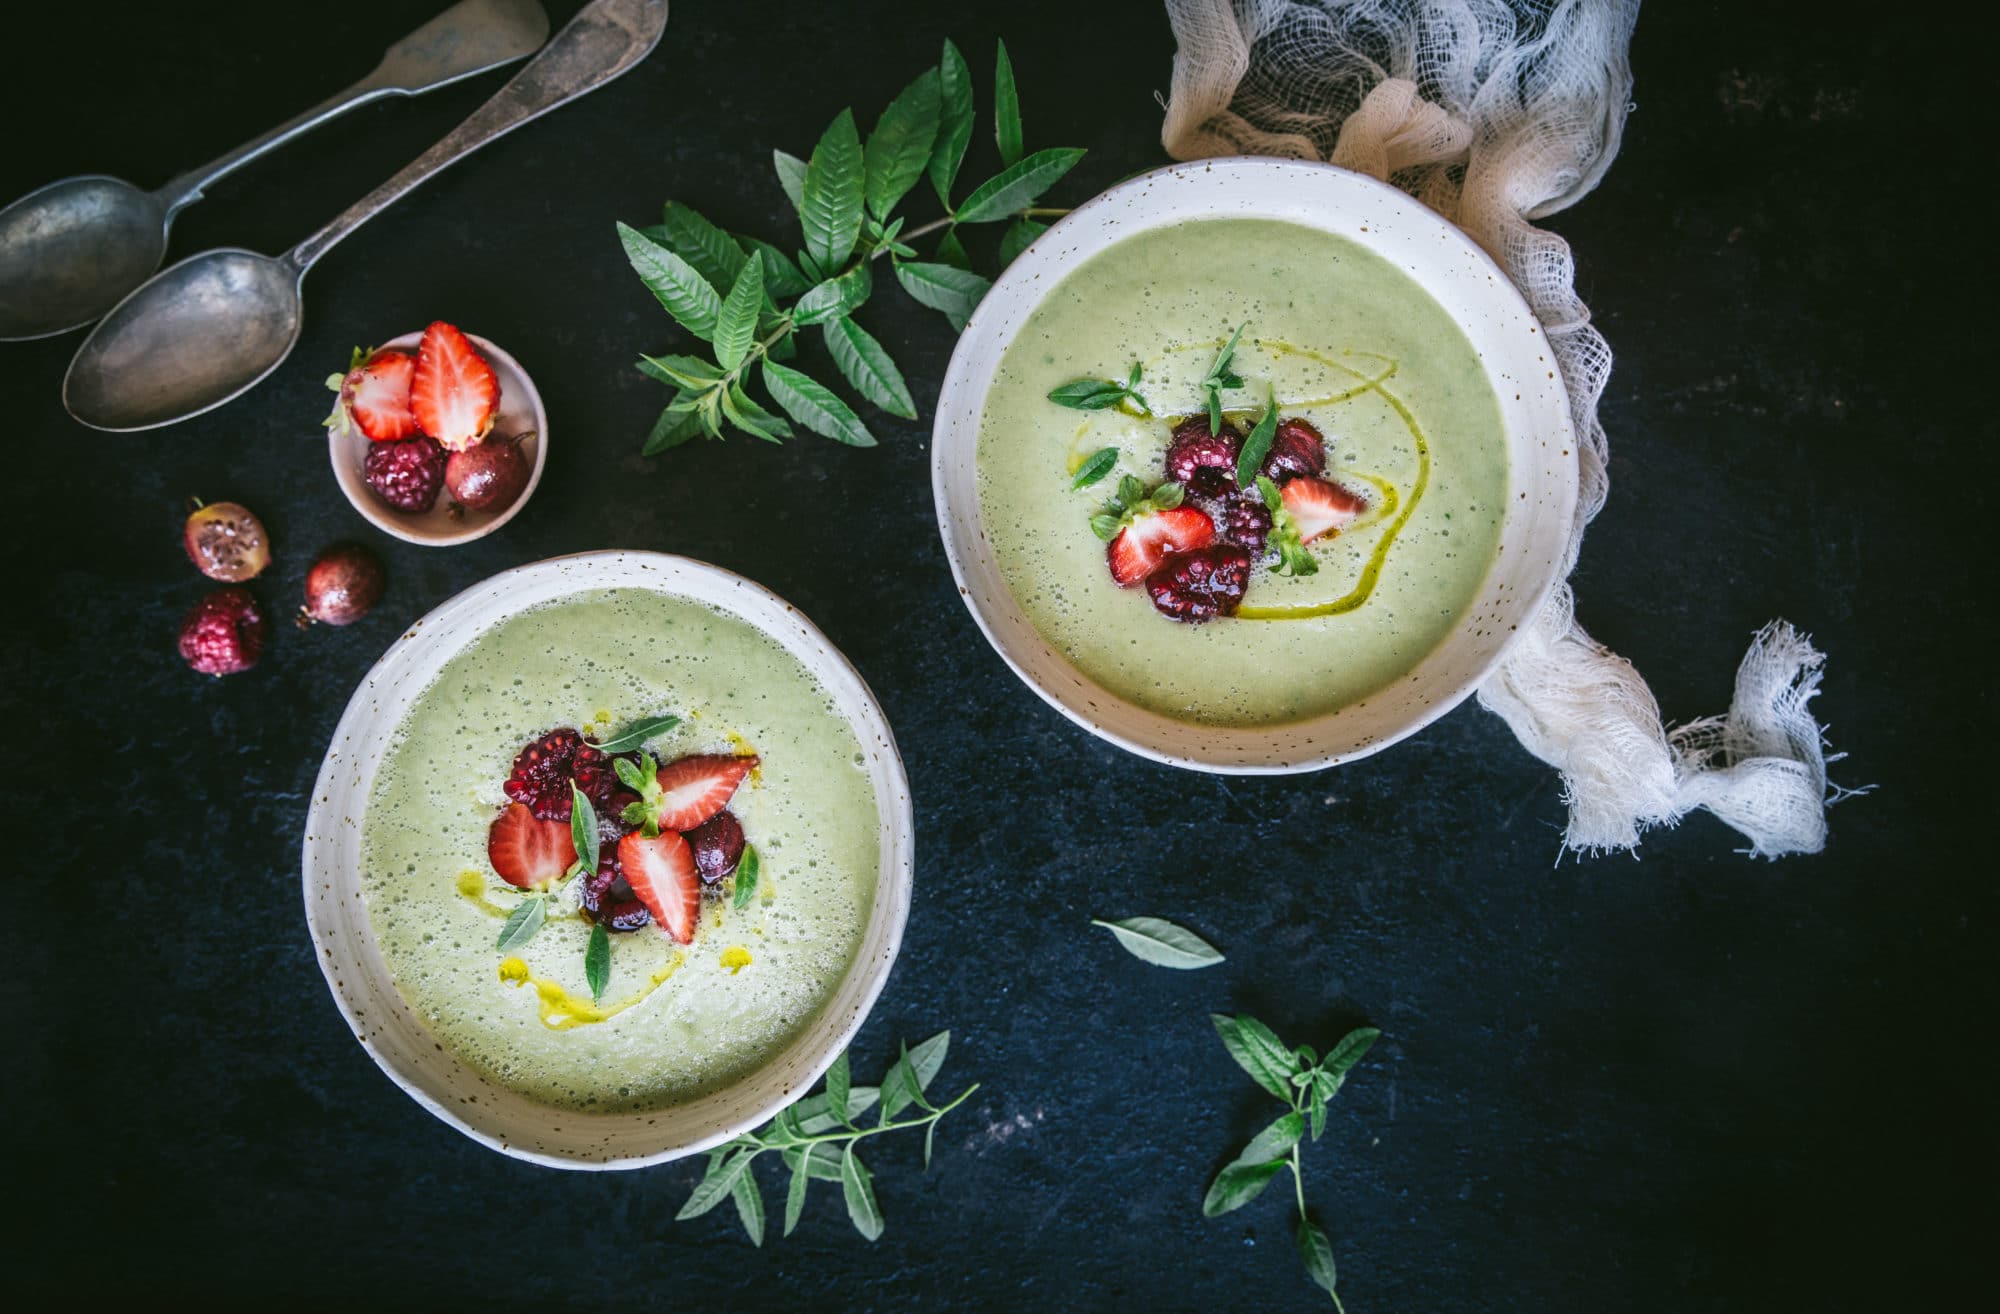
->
[363,435,447,512]
[178,586,266,676]
[687,810,745,885]
[1165,416,1242,497]
[502,729,632,821]
[579,853,651,933]
[1216,491,1272,553]
[1145,545,1252,623]
[1262,417,1327,483]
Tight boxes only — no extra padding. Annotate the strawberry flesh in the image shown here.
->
[342,349,419,442]
[1107,505,1215,587]
[487,802,576,889]
[619,830,701,944]
[410,320,499,451]
[1280,476,1366,543]
[650,754,756,832]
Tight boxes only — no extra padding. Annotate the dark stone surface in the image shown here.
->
[2,2,1986,1309]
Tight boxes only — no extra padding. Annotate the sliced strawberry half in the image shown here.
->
[650,754,757,831]
[619,830,701,944]
[1106,505,1215,587]
[410,320,499,451]
[341,349,419,441]
[487,802,576,888]
[1280,476,1366,543]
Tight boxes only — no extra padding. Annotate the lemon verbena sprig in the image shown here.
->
[1046,359,1153,417]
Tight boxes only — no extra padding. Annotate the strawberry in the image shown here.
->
[324,347,418,441]
[619,830,701,944]
[1106,506,1214,587]
[648,754,757,831]
[1279,476,1366,543]
[487,802,576,889]
[410,320,499,451]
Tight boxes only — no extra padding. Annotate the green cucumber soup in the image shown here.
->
[359,587,878,1114]
[975,217,1510,726]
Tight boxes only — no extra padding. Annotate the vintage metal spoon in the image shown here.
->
[64,0,668,433]
[0,0,551,342]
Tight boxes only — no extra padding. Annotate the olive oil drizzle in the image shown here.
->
[498,952,687,1029]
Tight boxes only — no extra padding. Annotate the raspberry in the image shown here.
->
[178,586,266,676]
[687,810,745,885]
[1263,417,1327,483]
[1165,416,1242,497]
[502,729,632,821]
[363,435,447,512]
[1145,545,1252,623]
[1216,490,1272,553]
[579,854,651,933]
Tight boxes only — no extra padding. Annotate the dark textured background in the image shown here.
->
[3,1,1989,1308]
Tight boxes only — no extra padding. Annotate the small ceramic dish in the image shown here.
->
[301,551,914,1169]
[931,156,1579,773]
[327,329,546,546]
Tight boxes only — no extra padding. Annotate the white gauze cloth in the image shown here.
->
[1160,0,1850,857]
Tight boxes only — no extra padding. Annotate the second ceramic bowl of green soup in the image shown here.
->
[302,551,913,1168]
[933,157,1578,771]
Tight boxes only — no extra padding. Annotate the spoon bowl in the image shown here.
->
[63,250,301,432]
[0,176,170,340]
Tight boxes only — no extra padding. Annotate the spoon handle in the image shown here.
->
[286,0,669,275]
[153,0,553,219]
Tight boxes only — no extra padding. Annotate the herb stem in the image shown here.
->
[1021,206,1071,218]
[792,1082,981,1147]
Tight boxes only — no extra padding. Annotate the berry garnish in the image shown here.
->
[1263,416,1328,483]
[1107,504,1215,588]
[618,830,702,944]
[487,802,577,889]
[297,543,385,628]
[363,435,447,512]
[177,586,266,676]
[687,809,746,885]
[1165,415,1243,497]
[410,320,499,451]
[444,430,532,514]
[503,728,629,821]
[326,347,419,442]
[1145,544,1253,623]
[1216,489,1273,554]
[640,754,757,833]
[1280,476,1366,543]
[579,849,652,932]
[182,500,270,582]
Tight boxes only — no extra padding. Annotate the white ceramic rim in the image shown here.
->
[327,330,548,547]
[301,551,914,1169]
[931,156,1579,774]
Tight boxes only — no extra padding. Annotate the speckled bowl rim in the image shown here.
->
[327,330,548,547]
[931,157,1579,773]
[301,551,913,1169]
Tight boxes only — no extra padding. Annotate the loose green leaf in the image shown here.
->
[929,38,975,206]
[1310,1092,1328,1142]
[1090,916,1224,969]
[569,783,600,878]
[783,1158,811,1236]
[1297,1217,1340,1301]
[732,1169,766,1247]
[732,844,761,911]
[773,149,808,213]
[618,222,721,340]
[801,109,865,273]
[955,147,1086,224]
[495,895,545,951]
[654,202,747,292]
[994,39,1023,166]
[763,361,877,447]
[1212,1014,1294,1100]
[678,1149,753,1220]
[998,216,1046,265]
[594,714,682,754]
[1070,447,1119,490]
[840,1145,884,1241]
[933,227,971,270]
[585,923,610,1002]
[720,382,794,444]
[825,1050,852,1126]
[713,257,765,370]
[1202,1159,1287,1217]
[895,261,991,332]
[1047,380,1132,411]
[865,68,942,221]
[1237,384,1280,487]
[1321,1026,1381,1083]
[740,236,811,299]
[642,404,704,454]
[1237,1111,1305,1165]
[791,262,874,326]
[824,317,917,418]
[1203,323,1246,433]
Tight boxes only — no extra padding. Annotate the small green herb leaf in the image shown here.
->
[713,256,765,370]
[584,922,610,1003]
[1237,1111,1305,1165]
[1202,1158,1287,1217]
[1321,1026,1381,1084]
[824,317,917,419]
[894,261,991,331]
[1237,384,1280,487]
[762,361,877,447]
[495,895,545,952]
[994,39,1023,167]
[740,236,811,300]
[840,1145,884,1241]
[732,844,762,911]
[569,783,600,878]
[678,1149,753,1220]
[773,149,808,214]
[1090,916,1224,969]
[1070,447,1119,490]
[595,715,681,755]
[1212,1014,1294,1100]
[933,226,971,270]
[783,1157,811,1236]
[618,222,721,340]
[865,68,942,221]
[792,262,874,326]
[1297,1217,1340,1301]
[1310,1093,1328,1142]
[1203,323,1246,433]
[929,38,975,207]
[731,1168,766,1247]
[795,1084,880,1135]
[825,1049,851,1126]
[879,1030,950,1120]
[801,109,865,272]
[1047,380,1132,411]
[653,202,747,292]
[642,404,704,455]
[998,216,1046,266]
[1088,513,1122,541]
[955,146,1086,224]
[637,353,723,390]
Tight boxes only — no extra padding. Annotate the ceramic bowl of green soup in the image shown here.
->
[933,157,1578,771]
[302,552,912,1167]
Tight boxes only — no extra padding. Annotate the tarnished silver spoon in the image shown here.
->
[0,0,551,343]
[63,0,668,433]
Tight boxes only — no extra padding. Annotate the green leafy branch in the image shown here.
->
[1205,1016,1380,1310]
[677,1031,976,1245]
[620,38,1086,455]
